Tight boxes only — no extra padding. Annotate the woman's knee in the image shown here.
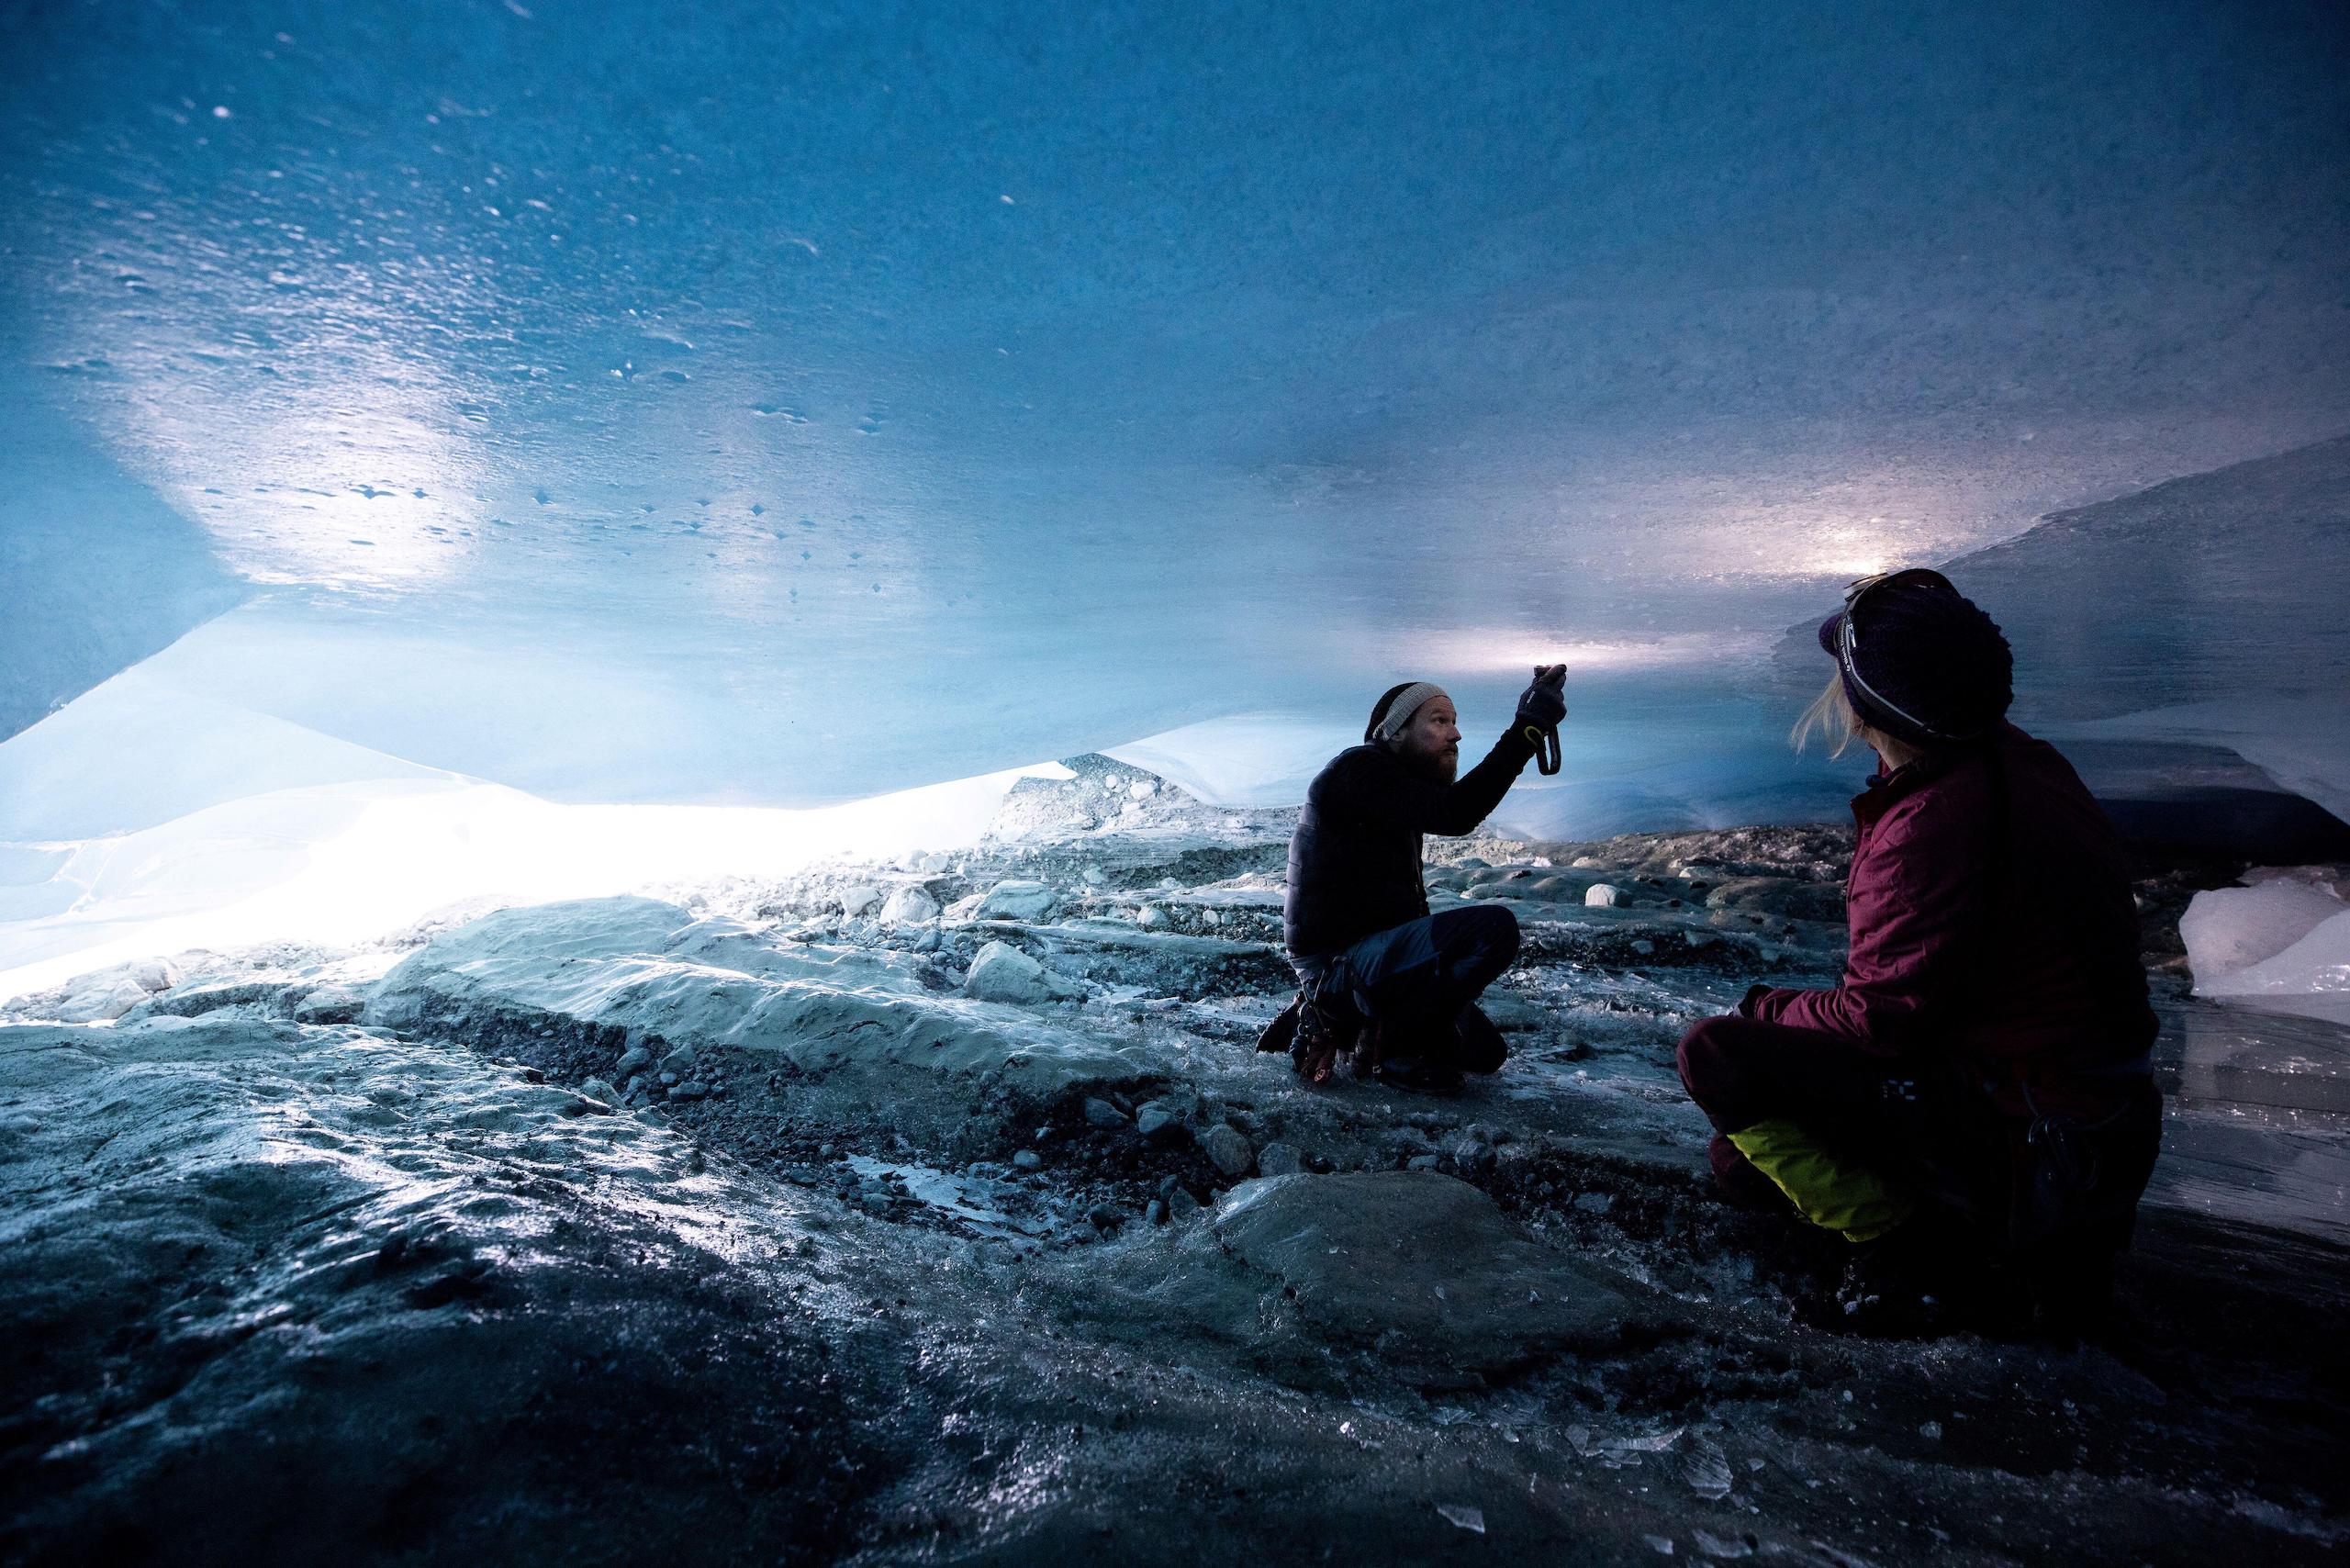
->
[1675,1014,1743,1101]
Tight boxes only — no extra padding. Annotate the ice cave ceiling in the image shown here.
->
[3,0,2346,808]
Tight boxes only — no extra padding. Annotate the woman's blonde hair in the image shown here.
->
[1791,672,1861,756]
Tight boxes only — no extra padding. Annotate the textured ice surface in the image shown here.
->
[2,757,2345,1552]
[7,778,2350,1562]
[4,3,2347,819]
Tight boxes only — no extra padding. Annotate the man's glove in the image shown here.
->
[1515,665,1568,732]
[1737,982,1774,1019]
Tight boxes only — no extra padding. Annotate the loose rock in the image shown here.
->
[1199,1123,1255,1177]
[1257,1142,1304,1177]
[879,885,940,924]
[964,941,1052,1005]
[975,879,1058,921]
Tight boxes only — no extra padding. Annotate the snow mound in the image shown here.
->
[2182,881,2348,981]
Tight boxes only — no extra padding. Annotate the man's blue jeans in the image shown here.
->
[1295,904,1519,1070]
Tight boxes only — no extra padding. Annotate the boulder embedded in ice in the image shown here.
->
[879,886,940,924]
[963,940,1053,1005]
[975,879,1058,921]
[1136,905,1171,929]
[1585,883,1627,909]
[1196,1172,1672,1378]
[2182,882,2347,982]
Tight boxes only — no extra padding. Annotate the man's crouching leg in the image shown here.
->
[1340,904,1521,1090]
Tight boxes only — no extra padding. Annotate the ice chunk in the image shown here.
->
[2182,881,2346,982]
[2196,909,2350,1027]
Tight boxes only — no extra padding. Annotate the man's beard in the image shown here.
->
[1409,746,1460,784]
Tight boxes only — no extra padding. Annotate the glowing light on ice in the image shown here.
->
[0,762,1069,1002]
[1401,632,1734,676]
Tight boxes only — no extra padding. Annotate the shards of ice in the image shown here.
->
[1682,1435,1734,1499]
[1436,1503,1486,1533]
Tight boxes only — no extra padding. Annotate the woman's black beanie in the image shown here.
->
[1818,578,2014,745]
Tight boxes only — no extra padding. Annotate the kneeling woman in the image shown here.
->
[1678,570,2161,1332]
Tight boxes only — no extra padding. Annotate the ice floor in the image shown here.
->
[4,757,2343,1564]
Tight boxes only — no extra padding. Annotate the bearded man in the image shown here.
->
[1268,667,1567,1094]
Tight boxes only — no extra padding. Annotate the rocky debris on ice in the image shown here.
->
[1256,1141,1304,1177]
[291,980,370,1024]
[984,752,1292,845]
[365,897,1147,1137]
[1702,876,1846,924]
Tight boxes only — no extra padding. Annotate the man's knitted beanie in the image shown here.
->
[1365,681,1449,745]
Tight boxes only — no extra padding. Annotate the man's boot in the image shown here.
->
[1363,1015,1463,1095]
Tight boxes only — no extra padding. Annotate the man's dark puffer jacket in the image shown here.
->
[1283,729,1536,958]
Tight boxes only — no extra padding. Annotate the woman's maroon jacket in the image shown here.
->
[1749,723,2156,1108]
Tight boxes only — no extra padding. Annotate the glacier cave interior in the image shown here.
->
[2,2,2346,1563]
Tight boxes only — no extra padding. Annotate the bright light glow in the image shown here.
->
[1108,713,1360,806]
[0,761,1069,1002]
[1401,631,1735,676]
